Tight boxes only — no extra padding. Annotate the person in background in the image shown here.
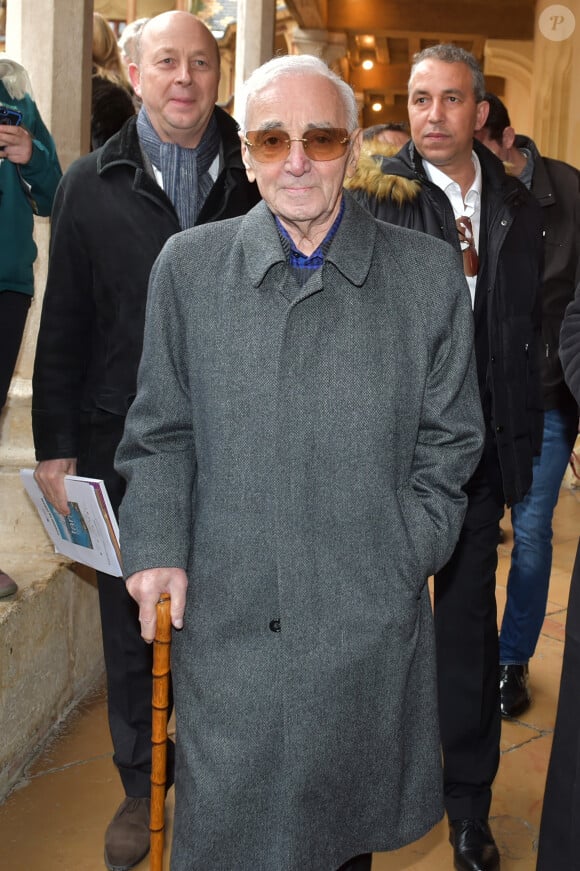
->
[31,12,259,870]
[91,12,135,150]
[115,52,484,871]
[118,17,149,70]
[475,92,580,719]
[0,56,61,600]
[93,12,131,89]
[363,121,410,150]
[347,44,544,871]
[117,16,148,111]
[536,280,580,869]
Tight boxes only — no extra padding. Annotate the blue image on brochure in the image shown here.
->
[46,500,94,550]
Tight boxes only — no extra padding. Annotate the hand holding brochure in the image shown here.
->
[21,470,122,577]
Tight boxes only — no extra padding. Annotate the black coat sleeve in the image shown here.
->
[560,281,580,407]
[32,168,96,459]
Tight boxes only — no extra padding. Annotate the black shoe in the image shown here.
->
[449,819,500,871]
[499,663,531,718]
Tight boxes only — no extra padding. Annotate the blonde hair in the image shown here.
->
[92,12,130,90]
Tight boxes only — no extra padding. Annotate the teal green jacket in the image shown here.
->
[0,82,62,296]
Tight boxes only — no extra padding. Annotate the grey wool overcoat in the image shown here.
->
[116,192,485,871]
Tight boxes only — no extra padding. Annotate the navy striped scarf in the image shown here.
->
[136,105,220,229]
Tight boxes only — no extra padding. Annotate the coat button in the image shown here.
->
[496,425,504,433]
[269,619,281,633]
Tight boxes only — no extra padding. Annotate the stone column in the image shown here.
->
[285,26,348,72]
[482,40,534,137]
[233,0,276,115]
[532,0,580,164]
[283,26,352,117]
[1,0,92,551]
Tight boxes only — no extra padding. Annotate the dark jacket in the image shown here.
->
[560,280,580,406]
[347,138,544,506]
[515,135,580,413]
[536,286,580,871]
[32,108,260,460]
[91,75,135,151]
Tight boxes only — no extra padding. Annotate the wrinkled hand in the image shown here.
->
[126,567,188,643]
[0,124,33,164]
[34,458,77,515]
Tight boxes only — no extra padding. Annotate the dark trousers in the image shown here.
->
[536,540,580,869]
[434,444,505,821]
[78,410,174,797]
[0,291,31,411]
[337,854,372,871]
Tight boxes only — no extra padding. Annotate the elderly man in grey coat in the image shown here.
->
[115,54,485,871]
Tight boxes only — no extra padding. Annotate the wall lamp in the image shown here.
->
[360,49,375,71]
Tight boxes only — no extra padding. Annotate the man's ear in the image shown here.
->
[128,62,141,97]
[502,126,516,150]
[474,99,490,132]
[239,132,256,183]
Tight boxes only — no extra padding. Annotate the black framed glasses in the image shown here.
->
[243,127,350,163]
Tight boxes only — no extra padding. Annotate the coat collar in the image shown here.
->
[240,192,377,290]
[513,134,554,207]
[346,136,515,206]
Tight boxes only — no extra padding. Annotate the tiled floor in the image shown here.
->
[1,487,578,871]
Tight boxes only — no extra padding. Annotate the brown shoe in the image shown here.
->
[104,797,150,871]
[0,570,18,599]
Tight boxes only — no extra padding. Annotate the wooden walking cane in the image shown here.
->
[150,593,172,871]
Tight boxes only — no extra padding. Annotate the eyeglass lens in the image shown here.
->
[244,128,349,162]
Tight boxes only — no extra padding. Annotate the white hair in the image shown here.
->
[118,17,149,65]
[236,54,359,133]
[0,56,33,101]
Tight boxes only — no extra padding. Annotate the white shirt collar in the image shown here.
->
[422,151,482,216]
[422,151,482,309]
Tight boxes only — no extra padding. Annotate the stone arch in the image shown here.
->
[482,40,534,137]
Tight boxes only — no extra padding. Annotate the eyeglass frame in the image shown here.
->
[242,127,352,163]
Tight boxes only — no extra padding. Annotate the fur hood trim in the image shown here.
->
[345,141,421,205]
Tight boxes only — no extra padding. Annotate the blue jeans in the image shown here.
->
[499,407,578,665]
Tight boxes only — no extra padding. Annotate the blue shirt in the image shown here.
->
[275,197,345,287]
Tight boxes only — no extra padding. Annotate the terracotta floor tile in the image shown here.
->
[544,565,574,609]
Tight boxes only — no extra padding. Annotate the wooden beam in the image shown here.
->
[328,0,535,41]
[284,0,327,30]
[350,62,410,93]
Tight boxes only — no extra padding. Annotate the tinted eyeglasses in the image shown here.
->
[243,128,350,163]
